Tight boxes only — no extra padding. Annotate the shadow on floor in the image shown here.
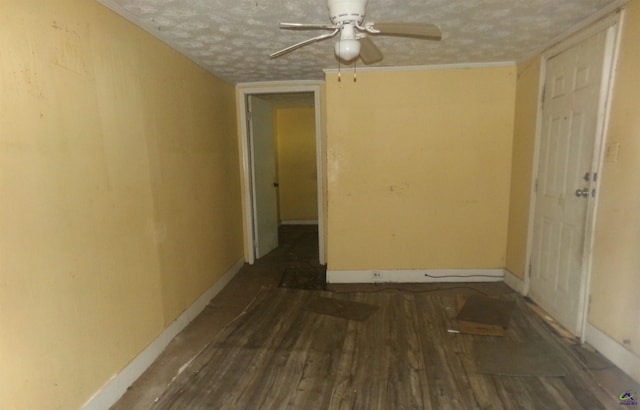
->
[277,225,326,290]
[113,224,323,409]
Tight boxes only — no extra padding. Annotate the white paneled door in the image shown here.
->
[248,95,279,259]
[529,28,612,336]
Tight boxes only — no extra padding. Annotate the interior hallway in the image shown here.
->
[113,226,638,409]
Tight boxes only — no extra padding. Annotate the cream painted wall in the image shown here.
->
[325,67,516,271]
[505,58,541,279]
[589,1,640,357]
[275,108,318,222]
[0,1,242,409]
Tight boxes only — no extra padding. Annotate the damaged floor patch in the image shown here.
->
[305,296,379,321]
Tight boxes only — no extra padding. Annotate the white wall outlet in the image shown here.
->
[372,271,383,281]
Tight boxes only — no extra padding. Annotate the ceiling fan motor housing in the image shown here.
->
[328,0,367,25]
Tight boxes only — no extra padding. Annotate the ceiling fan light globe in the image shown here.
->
[335,39,360,61]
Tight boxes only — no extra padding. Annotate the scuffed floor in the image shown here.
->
[113,225,639,409]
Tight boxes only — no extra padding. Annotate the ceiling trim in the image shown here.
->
[323,61,516,76]
[96,0,174,45]
[95,0,229,82]
[518,0,628,63]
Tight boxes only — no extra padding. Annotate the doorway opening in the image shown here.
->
[236,83,325,272]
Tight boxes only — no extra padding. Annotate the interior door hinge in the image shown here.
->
[534,177,538,193]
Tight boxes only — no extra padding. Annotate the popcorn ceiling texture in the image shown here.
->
[98,0,619,84]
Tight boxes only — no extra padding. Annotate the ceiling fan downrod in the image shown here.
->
[328,0,367,26]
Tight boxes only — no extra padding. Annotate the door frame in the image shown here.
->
[236,81,325,265]
[524,11,623,340]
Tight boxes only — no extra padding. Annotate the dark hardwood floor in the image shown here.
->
[114,225,636,409]
[151,286,621,409]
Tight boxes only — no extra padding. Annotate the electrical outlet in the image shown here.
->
[372,271,383,281]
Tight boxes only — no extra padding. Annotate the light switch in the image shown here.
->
[605,142,620,162]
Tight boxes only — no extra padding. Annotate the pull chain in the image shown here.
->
[337,38,342,82]
[353,60,357,82]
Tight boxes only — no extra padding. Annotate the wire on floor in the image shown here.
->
[323,285,495,298]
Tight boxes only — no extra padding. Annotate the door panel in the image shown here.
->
[248,95,279,258]
[529,30,608,335]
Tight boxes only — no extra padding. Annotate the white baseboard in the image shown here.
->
[503,270,526,294]
[585,323,640,384]
[280,220,318,225]
[326,269,504,284]
[83,258,245,410]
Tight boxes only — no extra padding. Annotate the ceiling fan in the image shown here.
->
[269,0,442,64]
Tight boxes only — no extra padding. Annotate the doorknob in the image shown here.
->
[273,182,279,188]
[575,188,590,198]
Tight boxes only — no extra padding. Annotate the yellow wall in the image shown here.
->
[589,2,640,357]
[325,67,516,271]
[505,58,541,278]
[275,108,318,222]
[0,1,242,408]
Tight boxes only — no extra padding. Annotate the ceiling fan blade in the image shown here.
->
[280,22,339,31]
[270,29,340,59]
[359,36,383,64]
[368,22,442,40]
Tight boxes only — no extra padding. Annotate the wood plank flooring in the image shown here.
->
[152,287,620,409]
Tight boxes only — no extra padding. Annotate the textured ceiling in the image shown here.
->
[97,0,622,84]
